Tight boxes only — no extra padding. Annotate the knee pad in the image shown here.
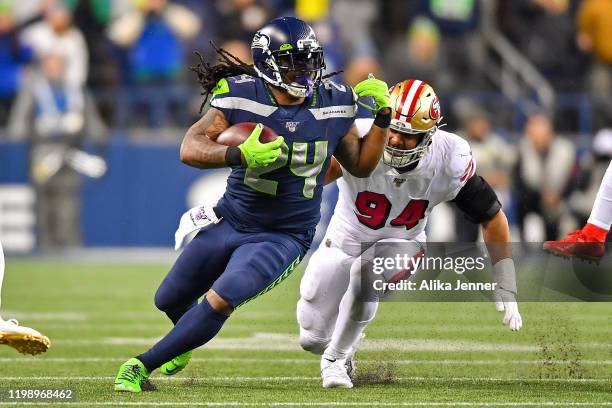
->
[154,279,180,312]
[297,298,332,350]
[347,299,378,323]
[298,327,329,355]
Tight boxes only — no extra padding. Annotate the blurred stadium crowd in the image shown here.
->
[1,0,611,248]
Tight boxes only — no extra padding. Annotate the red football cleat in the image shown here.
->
[543,225,607,264]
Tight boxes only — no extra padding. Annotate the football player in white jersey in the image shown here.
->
[297,79,522,389]
[0,242,50,355]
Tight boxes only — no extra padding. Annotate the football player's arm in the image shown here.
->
[180,107,233,168]
[324,157,343,185]
[453,174,521,330]
[334,115,389,178]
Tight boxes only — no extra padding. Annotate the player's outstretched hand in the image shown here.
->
[238,123,284,168]
[354,74,392,113]
[493,288,522,331]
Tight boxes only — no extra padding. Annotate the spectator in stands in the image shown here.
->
[11,3,88,137]
[20,3,87,85]
[503,0,580,91]
[382,17,447,90]
[514,113,576,241]
[8,4,106,249]
[412,0,486,91]
[107,0,200,128]
[108,0,200,84]
[213,0,271,45]
[576,0,612,127]
[455,108,516,242]
[0,3,32,127]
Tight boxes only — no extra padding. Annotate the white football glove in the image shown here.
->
[492,287,522,331]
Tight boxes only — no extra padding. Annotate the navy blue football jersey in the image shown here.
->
[210,74,372,233]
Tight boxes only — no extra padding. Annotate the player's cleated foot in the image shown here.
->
[160,350,192,376]
[114,358,150,393]
[321,356,353,389]
[344,354,355,381]
[543,229,605,264]
[345,333,364,381]
[0,319,50,355]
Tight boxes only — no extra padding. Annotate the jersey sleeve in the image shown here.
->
[209,77,235,122]
[209,75,266,124]
[354,96,375,138]
[444,134,477,201]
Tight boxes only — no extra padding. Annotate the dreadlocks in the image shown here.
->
[190,42,258,113]
[190,42,343,113]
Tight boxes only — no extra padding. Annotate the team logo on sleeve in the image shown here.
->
[429,96,441,120]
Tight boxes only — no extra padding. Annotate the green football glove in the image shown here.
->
[354,73,392,113]
[238,123,284,168]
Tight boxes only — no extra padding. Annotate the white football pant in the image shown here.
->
[588,160,612,231]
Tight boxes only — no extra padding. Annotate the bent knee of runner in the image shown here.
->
[206,289,233,316]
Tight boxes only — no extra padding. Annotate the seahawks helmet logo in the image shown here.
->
[252,32,270,50]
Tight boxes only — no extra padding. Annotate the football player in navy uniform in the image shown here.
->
[114,16,392,392]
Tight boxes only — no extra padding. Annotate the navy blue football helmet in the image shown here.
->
[251,17,325,98]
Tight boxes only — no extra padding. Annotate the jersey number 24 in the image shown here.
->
[355,191,428,231]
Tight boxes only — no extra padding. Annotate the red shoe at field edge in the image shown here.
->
[543,225,607,263]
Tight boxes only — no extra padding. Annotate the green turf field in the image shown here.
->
[0,259,610,407]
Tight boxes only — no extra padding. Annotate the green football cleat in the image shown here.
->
[160,351,192,376]
[114,358,150,393]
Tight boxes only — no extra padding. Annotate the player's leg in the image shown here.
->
[321,238,423,388]
[0,241,50,355]
[119,231,306,392]
[297,243,354,355]
[544,160,612,260]
[115,222,234,391]
[154,222,234,324]
[587,159,612,236]
[319,256,378,389]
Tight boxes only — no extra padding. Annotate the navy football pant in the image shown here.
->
[139,220,309,371]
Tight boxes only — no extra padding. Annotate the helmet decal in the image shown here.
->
[251,32,270,50]
[429,96,441,120]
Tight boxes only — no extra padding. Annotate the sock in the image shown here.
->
[165,301,197,325]
[583,223,608,243]
[587,161,612,231]
[138,299,228,372]
[323,287,378,360]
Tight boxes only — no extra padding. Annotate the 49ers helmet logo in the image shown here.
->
[429,96,441,120]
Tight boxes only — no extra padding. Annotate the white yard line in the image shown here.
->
[1,357,611,365]
[47,333,611,352]
[0,402,610,407]
[0,376,608,383]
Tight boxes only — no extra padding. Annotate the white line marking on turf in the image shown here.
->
[0,311,87,321]
[0,402,610,406]
[0,376,609,383]
[49,332,612,352]
[2,357,611,366]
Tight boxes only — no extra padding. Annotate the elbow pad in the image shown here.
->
[452,175,501,224]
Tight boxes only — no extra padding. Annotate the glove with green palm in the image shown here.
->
[238,123,285,168]
[354,73,392,114]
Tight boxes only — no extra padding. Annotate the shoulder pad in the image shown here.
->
[213,75,258,99]
[318,78,355,106]
[439,130,477,182]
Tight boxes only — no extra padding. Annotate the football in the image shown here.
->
[216,122,279,146]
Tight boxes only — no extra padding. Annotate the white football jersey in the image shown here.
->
[325,128,476,256]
